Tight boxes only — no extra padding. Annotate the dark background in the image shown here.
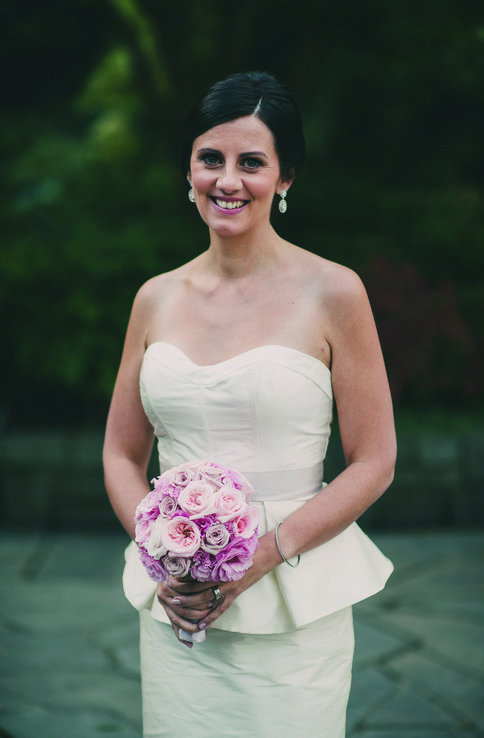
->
[1,0,483,433]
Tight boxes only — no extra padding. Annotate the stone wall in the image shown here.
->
[1,430,483,531]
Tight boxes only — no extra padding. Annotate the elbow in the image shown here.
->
[381,462,395,496]
[376,445,397,498]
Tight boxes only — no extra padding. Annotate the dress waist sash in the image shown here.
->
[243,463,324,501]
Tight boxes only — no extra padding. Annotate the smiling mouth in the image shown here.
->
[210,197,248,210]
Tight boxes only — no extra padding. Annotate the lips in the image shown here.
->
[210,197,249,211]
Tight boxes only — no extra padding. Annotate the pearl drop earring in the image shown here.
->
[279,189,287,213]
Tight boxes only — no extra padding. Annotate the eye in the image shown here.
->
[199,153,222,166]
[242,157,263,170]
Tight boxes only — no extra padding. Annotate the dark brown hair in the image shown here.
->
[181,71,305,185]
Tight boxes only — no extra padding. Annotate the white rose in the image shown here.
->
[145,517,168,560]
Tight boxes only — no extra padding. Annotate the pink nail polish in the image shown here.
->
[198,622,207,630]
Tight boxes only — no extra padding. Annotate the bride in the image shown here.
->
[103,71,396,738]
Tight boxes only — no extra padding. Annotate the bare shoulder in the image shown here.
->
[291,245,368,313]
[320,261,369,323]
[132,259,198,316]
[134,266,181,306]
[124,262,193,348]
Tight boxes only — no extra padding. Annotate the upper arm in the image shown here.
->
[103,281,157,472]
[325,268,396,476]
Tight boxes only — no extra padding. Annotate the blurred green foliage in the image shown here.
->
[1,0,483,428]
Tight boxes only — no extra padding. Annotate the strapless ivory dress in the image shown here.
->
[122,342,393,737]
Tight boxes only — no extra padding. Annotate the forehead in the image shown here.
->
[192,115,276,154]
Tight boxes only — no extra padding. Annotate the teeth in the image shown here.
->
[215,199,245,210]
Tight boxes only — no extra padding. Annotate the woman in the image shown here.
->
[103,71,396,738]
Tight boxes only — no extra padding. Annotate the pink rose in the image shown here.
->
[201,522,231,554]
[145,517,168,560]
[214,485,247,522]
[161,516,201,557]
[232,506,259,539]
[178,481,217,518]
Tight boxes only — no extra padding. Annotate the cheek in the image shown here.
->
[249,175,278,200]
[191,170,215,193]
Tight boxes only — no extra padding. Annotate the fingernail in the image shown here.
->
[172,598,182,605]
[198,622,207,630]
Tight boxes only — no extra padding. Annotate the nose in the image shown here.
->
[216,163,241,193]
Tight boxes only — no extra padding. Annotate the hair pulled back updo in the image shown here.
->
[181,71,306,184]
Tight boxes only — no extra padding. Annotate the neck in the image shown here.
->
[205,224,284,280]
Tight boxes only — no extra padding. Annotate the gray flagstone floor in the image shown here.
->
[0,530,482,737]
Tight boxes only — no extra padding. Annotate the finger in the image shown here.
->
[157,582,208,613]
[157,580,180,603]
[171,587,217,609]
[173,606,213,622]
[163,602,201,636]
[195,594,233,630]
[169,593,214,620]
[169,577,215,595]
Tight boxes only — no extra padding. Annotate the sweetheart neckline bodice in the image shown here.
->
[144,341,332,376]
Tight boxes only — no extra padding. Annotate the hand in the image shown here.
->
[156,533,279,646]
[156,577,222,647]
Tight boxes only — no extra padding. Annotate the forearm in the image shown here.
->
[103,455,152,539]
[275,457,395,562]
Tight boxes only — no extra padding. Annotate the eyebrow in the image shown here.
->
[196,147,269,159]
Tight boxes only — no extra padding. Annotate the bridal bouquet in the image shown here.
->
[135,460,259,586]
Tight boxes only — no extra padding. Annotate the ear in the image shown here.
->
[277,179,293,195]
[187,172,192,185]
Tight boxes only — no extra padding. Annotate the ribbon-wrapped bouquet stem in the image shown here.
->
[135,460,260,642]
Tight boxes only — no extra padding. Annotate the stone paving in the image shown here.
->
[0,530,482,737]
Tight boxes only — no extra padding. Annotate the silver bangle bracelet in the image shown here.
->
[275,522,301,568]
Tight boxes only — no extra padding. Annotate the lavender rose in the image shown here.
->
[161,463,200,489]
[163,555,192,578]
[159,495,178,518]
[199,463,228,486]
[201,522,231,554]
